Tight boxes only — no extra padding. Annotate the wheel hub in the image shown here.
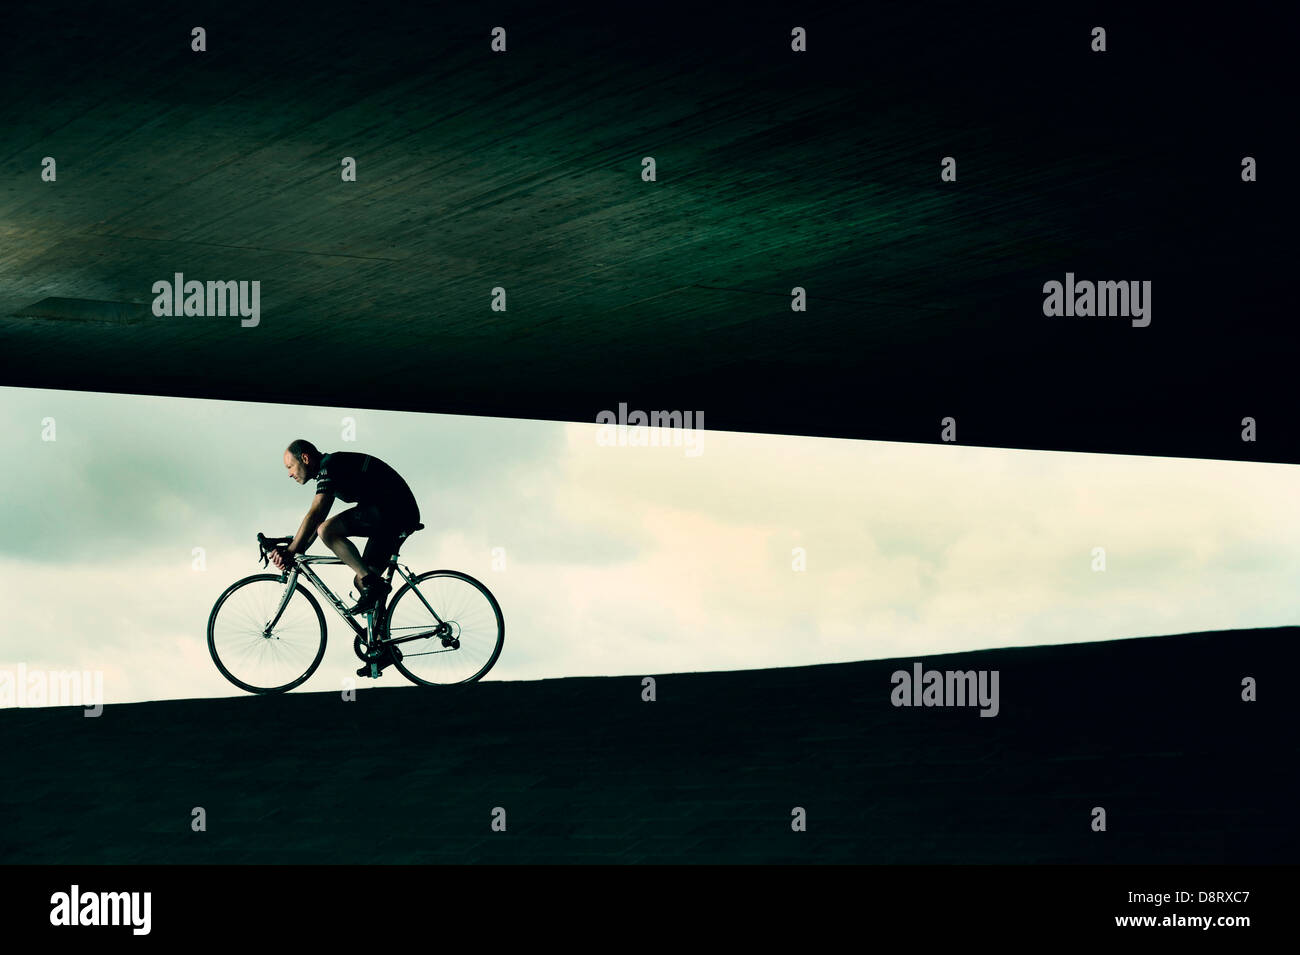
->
[439,620,461,648]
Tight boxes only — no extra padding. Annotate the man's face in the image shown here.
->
[284,450,312,484]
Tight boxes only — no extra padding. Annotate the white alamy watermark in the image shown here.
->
[0,664,103,716]
[49,885,151,935]
[1042,272,1151,327]
[151,273,260,327]
[595,403,704,457]
[890,662,999,717]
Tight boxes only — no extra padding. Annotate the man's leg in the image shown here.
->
[317,510,380,584]
[360,528,400,588]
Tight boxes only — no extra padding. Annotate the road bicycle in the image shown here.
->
[207,525,504,693]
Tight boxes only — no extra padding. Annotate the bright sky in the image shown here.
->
[1,384,1296,708]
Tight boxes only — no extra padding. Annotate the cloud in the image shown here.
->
[2,385,1297,708]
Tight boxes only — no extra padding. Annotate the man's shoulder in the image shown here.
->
[315,451,349,484]
[319,450,403,483]
[318,450,361,470]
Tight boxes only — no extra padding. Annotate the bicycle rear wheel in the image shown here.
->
[384,570,504,685]
[208,573,328,694]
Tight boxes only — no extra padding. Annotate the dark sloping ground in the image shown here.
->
[1,626,1293,864]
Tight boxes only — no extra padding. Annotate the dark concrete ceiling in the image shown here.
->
[1,0,1293,462]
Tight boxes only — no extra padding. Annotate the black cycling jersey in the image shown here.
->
[315,451,418,516]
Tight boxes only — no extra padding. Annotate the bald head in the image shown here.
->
[284,439,321,484]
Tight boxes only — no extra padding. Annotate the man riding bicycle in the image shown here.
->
[271,439,421,617]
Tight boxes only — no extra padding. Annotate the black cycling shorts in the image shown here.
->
[341,500,420,570]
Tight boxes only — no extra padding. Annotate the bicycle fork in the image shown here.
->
[263,569,300,637]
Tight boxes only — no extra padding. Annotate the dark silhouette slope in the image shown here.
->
[1,627,1294,864]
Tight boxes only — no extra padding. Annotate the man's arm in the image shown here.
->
[288,492,334,554]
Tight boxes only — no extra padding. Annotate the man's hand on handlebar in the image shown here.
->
[269,545,296,572]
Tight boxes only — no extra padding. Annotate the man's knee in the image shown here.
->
[318,517,341,544]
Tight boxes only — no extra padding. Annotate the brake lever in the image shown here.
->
[257,533,293,569]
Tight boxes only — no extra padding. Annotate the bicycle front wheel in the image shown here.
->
[208,573,328,694]
[385,570,504,685]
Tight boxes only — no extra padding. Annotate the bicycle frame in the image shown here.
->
[270,553,449,649]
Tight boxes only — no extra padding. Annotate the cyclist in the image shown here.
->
[271,439,421,617]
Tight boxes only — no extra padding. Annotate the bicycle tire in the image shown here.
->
[385,570,504,685]
[208,573,328,694]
